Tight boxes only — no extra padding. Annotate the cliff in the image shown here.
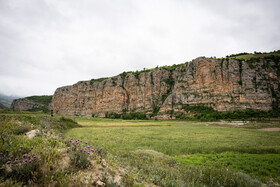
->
[52,54,280,118]
[11,95,52,112]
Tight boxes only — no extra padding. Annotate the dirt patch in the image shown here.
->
[207,121,248,126]
[259,128,280,132]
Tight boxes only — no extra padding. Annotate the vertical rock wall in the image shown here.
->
[52,57,280,117]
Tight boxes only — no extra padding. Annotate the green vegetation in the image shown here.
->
[65,117,280,185]
[125,150,261,186]
[117,62,186,81]
[66,120,280,155]
[16,95,53,113]
[1,110,280,185]
[89,77,109,85]
[105,111,148,120]
[224,50,280,60]
[175,153,280,183]
[25,95,52,106]
[0,111,112,186]
[173,104,280,121]
[0,93,18,108]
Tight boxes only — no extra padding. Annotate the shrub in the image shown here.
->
[66,138,104,169]
[0,147,42,184]
[69,150,89,169]
[13,126,30,135]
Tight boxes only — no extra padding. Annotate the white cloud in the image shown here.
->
[0,0,279,96]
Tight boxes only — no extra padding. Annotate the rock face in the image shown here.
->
[52,57,280,117]
[11,98,45,111]
[11,95,52,111]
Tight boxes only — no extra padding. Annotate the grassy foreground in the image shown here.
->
[64,117,280,186]
[1,111,279,186]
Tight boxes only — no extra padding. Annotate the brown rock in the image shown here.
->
[51,57,280,117]
[11,98,44,111]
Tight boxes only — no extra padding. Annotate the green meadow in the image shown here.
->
[65,117,280,185]
[1,111,280,186]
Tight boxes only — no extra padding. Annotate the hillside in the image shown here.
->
[51,51,280,119]
[11,95,52,112]
[0,93,19,108]
[0,103,8,109]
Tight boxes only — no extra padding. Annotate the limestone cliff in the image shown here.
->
[52,55,280,117]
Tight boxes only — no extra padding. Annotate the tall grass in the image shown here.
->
[66,121,280,155]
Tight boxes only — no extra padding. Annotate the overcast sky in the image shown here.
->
[0,0,279,97]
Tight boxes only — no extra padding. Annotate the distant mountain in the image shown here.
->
[0,103,8,109]
[0,93,20,108]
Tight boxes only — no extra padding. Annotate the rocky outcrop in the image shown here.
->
[52,56,280,117]
[11,95,52,111]
[11,98,45,111]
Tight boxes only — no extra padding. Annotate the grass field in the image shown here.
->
[65,117,280,185]
[1,111,279,186]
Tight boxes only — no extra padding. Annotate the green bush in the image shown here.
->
[105,112,147,120]
[69,150,89,169]
[7,161,41,183]
[13,126,30,135]
[177,104,280,121]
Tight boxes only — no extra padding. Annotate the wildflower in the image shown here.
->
[24,159,28,162]
[87,145,90,148]
[87,152,90,154]
[40,151,43,154]
[28,155,31,158]
[33,155,37,158]
[29,160,32,163]
[0,152,3,155]
[19,149,22,152]
[10,155,14,158]
[32,153,36,156]
[13,161,17,164]
[6,149,9,152]
[29,149,32,152]
[85,142,88,144]
[22,154,26,158]
[6,161,11,164]
[91,149,95,152]
[123,163,126,166]
[15,157,18,160]
[80,149,82,152]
